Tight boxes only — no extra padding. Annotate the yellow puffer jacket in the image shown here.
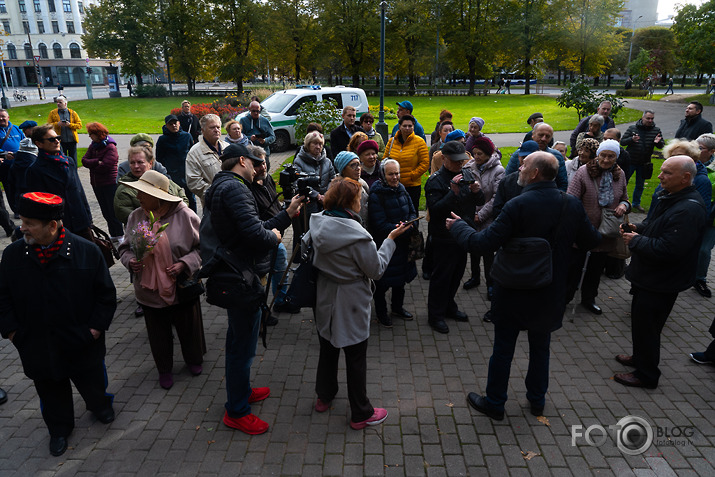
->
[385,132,429,188]
[48,108,82,143]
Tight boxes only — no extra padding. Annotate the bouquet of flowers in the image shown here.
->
[129,211,169,261]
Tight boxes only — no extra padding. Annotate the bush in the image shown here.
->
[368,104,397,120]
[616,89,649,97]
[211,93,252,109]
[134,84,168,97]
[294,99,343,144]
[557,79,627,120]
[170,102,245,124]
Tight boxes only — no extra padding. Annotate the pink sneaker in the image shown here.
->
[315,398,331,413]
[248,387,270,403]
[350,408,388,430]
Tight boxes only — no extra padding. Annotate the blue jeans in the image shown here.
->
[225,306,261,418]
[271,242,289,305]
[697,226,715,281]
[626,163,645,206]
[485,324,551,412]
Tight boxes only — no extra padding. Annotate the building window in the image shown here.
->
[18,0,26,12]
[0,1,6,13]
[52,20,59,33]
[62,0,69,11]
[7,44,16,60]
[66,20,74,33]
[69,43,80,58]
[1,20,9,34]
[77,0,82,13]
[37,20,44,33]
[47,0,54,12]
[33,0,40,11]
[53,44,62,58]
[24,44,33,60]
[23,21,30,34]
[39,43,48,59]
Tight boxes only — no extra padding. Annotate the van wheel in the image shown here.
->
[273,130,290,153]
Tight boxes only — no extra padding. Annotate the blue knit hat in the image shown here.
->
[334,150,359,174]
[441,129,466,148]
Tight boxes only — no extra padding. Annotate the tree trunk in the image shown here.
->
[135,70,144,86]
[681,73,686,88]
[557,67,561,86]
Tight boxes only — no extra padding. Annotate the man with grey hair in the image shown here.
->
[621,110,665,213]
[503,123,568,191]
[570,101,616,154]
[240,101,276,162]
[447,151,599,420]
[615,156,708,389]
[186,113,229,205]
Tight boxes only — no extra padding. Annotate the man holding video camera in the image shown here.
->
[424,141,484,334]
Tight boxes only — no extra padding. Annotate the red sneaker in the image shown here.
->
[350,408,388,430]
[248,387,270,403]
[223,411,269,435]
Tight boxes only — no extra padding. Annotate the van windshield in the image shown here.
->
[262,93,297,114]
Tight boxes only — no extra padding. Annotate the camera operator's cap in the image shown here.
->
[164,114,179,124]
[18,192,64,220]
[120,170,182,203]
[527,112,543,125]
[396,100,414,112]
[517,140,540,157]
[220,143,264,163]
[334,151,359,174]
[442,141,469,162]
[18,120,38,130]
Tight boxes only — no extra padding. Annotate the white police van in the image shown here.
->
[242,85,369,152]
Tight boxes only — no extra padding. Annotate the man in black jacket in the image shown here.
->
[448,152,600,420]
[570,101,616,154]
[621,111,665,213]
[424,141,484,334]
[178,100,200,144]
[0,192,117,456]
[675,102,713,141]
[156,114,196,211]
[615,156,708,389]
[329,106,364,156]
[203,143,302,436]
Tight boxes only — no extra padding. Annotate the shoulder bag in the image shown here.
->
[489,193,569,290]
[284,236,317,308]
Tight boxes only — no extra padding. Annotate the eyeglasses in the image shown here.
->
[348,162,361,170]
[42,136,61,143]
[251,159,264,167]
[249,109,260,113]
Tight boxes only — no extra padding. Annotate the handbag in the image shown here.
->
[176,271,205,304]
[284,239,317,308]
[643,162,654,180]
[489,193,568,290]
[407,231,425,262]
[608,214,631,259]
[204,249,264,309]
[90,225,119,268]
[598,208,623,238]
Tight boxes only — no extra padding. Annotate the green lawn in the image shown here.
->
[372,95,643,135]
[6,96,214,135]
[8,94,644,137]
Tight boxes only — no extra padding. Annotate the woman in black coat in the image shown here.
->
[368,159,418,328]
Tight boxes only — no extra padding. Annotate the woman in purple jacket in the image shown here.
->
[82,122,123,239]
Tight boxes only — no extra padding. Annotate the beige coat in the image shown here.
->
[185,136,229,203]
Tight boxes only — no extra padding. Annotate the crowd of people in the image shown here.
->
[0,95,714,457]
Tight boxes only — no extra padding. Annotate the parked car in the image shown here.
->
[237,85,369,152]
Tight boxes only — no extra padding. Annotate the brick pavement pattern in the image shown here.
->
[0,147,714,476]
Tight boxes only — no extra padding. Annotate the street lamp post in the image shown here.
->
[0,58,10,109]
[376,1,388,143]
[626,15,643,77]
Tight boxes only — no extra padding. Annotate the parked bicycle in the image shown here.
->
[13,90,28,102]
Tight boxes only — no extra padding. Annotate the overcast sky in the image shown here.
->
[657,0,706,19]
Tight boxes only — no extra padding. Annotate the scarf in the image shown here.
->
[138,206,175,305]
[324,207,363,226]
[32,227,65,264]
[41,150,72,171]
[587,160,619,207]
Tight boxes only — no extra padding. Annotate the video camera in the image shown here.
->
[278,163,321,202]
[460,167,476,185]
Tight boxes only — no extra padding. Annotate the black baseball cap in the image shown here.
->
[220,144,264,163]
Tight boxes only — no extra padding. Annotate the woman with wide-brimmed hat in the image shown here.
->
[118,170,205,390]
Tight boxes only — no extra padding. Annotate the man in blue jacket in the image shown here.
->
[390,101,426,141]
[240,101,276,163]
[448,151,599,420]
[615,156,708,389]
[0,109,24,232]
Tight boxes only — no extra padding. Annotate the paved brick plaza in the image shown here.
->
[0,152,714,476]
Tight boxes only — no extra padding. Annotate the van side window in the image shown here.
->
[286,95,317,116]
[322,93,343,109]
